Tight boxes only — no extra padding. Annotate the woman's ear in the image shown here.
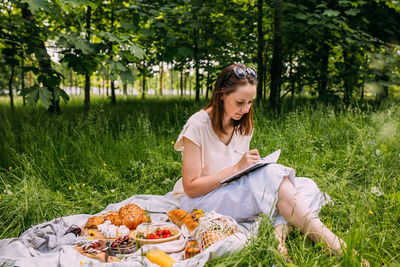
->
[221,93,225,101]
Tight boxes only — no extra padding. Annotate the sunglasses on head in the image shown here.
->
[233,67,257,79]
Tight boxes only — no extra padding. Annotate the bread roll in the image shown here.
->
[118,203,150,229]
[167,209,199,232]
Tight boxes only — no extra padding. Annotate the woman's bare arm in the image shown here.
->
[182,137,260,198]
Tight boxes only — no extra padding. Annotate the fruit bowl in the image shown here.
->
[106,236,137,256]
[130,225,181,246]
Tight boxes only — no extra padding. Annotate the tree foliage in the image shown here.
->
[0,0,399,113]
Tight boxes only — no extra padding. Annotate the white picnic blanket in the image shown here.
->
[0,192,258,267]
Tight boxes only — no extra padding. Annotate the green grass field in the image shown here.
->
[0,95,399,266]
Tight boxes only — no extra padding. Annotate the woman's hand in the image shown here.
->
[235,149,261,171]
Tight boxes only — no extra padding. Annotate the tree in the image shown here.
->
[256,0,265,103]
[16,1,69,112]
[269,0,283,115]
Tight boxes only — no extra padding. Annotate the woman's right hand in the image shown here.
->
[236,149,261,171]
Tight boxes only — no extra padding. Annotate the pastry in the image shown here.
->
[118,203,150,229]
[85,203,150,231]
[167,209,199,232]
[103,211,118,221]
[85,216,104,229]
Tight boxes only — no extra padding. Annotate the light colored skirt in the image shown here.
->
[179,164,332,226]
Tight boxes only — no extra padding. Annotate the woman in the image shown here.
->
[173,63,367,264]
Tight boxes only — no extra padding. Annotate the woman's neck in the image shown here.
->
[205,107,233,131]
[222,113,233,131]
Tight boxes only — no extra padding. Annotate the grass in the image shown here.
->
[0,95,399,266]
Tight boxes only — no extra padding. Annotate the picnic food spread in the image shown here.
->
[75,203,240,264]
[85,203,150,230]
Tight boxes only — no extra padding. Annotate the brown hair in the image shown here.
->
[204,63,257,138]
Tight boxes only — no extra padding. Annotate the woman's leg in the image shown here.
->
[276,176,345,252]
[275,176,369,266]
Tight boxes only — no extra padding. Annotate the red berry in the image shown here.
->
[163,229,171,235]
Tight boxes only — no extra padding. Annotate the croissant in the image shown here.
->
[85,216,104,228]
[85,203,150,230]
[103,211,118,222]
[167,209,199,232]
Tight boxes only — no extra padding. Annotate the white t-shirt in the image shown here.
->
[174,109,253,176]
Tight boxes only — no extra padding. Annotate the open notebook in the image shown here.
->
[220,149,281,184]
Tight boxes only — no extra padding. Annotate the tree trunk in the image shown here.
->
[263,39,270,101]
[101,75,104,95]
[159,62,163,95]
[70,70,73,94]
[9,65,15,109]
[343,46,357,107]
[123,81,127,95]
[20,46,26,106]
[269,0,283,116]
[360,81,365,103]
[318,43,330,100]
[205,57,211,100]
[343,49,351,107]
[84,5,92,117]
[110,80,116,103]
[194,29,200,102]
[106,77,109,96]
[84,74,90,116]
[256,0,264,103]
[289,53,295,104]
[75,75,78,94]
[189,75,192,99]
[184,72,187,95]
[109,0,116,104]
[205,71,210,100]
[142,72,146,99]
[180,68,183,98]
[170,67,173,95]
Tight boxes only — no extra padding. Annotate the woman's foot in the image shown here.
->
[277,241,293,263]
[274,224,294,263]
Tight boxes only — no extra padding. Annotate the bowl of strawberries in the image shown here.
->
[130,225,181,245]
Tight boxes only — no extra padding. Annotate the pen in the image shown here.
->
[234,150,245,155]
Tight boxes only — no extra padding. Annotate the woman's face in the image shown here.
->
[221,83,257,121]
